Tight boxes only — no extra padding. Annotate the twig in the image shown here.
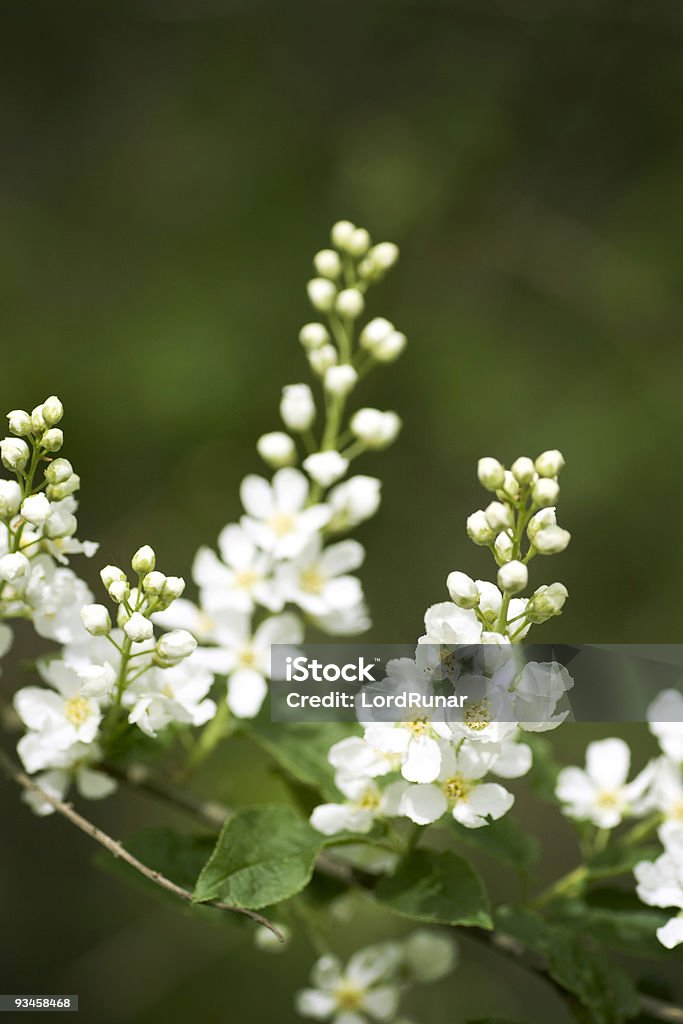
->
[32,757,683,1020]
[102,761,229,828]
[0,748,283,942]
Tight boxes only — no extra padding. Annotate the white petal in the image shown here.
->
[586,738,630,788]
[254,612,304,650]
[227,669,267,718]
[77,768,117,800]
[193,547,234,590]
[400,784,448,825]
[217,523,256,568]
[240,474,273,518]
[468,782,514,822]
[273,467,308,512]
[295,989,337,1020]
[657,916,683,949]
[319,540,365,577]
[402,735,442,784]
[362,985,399,1021]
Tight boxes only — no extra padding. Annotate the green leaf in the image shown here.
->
[587,843,661,880]
[246,718,353,800]
[193,803,323,910]
[525,734,562,802]
[560,890,671,959]
[447,815,540,870]
[495,906,639,1024]
[375,849,492,929]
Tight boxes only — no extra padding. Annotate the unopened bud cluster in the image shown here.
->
[448,450,571,637]
[82,545,194,665]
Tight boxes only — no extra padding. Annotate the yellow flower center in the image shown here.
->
[238,648,257,668]
[595,790,620,809]
[357,788,380,811]
[405,717,430,736]
[234,569,260,591]
[299,567,325,594]
[334,983,363,1010]
[268,512,296,537]
[464,698,492,731]
[64,695,92,726]
[444,775,471,802]
[671,801,683,821]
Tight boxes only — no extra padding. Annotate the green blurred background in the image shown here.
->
[1,2,682,1020]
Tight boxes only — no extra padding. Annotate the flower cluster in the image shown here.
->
[13,545,215,813]
[158,221,405,718]
[310,454,573,837]
[296,930,457,1024]
[0,396,96,656]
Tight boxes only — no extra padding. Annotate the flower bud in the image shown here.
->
[31,405,46,434]
[142,570,166,594]
[0,437,29,471]
[497,559,528,594]
[348,227,371,256]
[359,317,394,351]
[308,344,337,375]
[0,552,29,583]
[132,545,156,574]
[532,525,571,555]
[80,603,111,636]
[369,241,399,271]
[532,478,560,507]
[46,475,80,500]
[256,432,296,468]
[466,509,495,545]
[7,410,32,436]
[124,611,154,643]
[45,458,73,485]
[41,428,63,452]
[526,582,568,622]
[511,456,536,485]
[485,501,513,532]
[313,249,342,279]
[162,576,185,601]
[373,330,406,362]
[447,570,479,609]
[299,323,330,350]
[494,531,513,563]
[330,220,356,249]
[108,579,130,604]
[280,384,315,432]
[156,628,197,663]
[0,480,22,518]
[501,470,520,501]
[477,457,505,491]
[335,288,365,319]
[324,365,357,396]
[44,506,77,539]
[42,396,64,427]
[350,408,401,449]
[21,493,51,526]
[303,451,349,487]
[535,449,565,478]
[101,565,126,589]
[307,278,336,312]
[527,508,556,542]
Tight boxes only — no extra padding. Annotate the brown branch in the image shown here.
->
[0,748,283,942]
[27,756,683,1021]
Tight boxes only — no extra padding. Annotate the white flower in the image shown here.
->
[275,536,364,617]
[466,510,495,546]
[401,930,458,982]
[400,741,514,828]
[30,565,94,645]
[280,384,316,432]
[0,479,22,518]
[303,451,349,488]
[510,456,536,484]
[257,431,296,468]
[123,612,154,643]
[15,678,102,766]
[314,249,342,279]
[125,661,216,737]
[312,602,371,637]
[307,278,337,312]
[350,409,401,450]
[189,609,303,718]
[296,944,402,1023]
[485,501,513,532]
[192,524,280,614]
[419,601,482,646]
[327,476,381,532]
[512,661,573,732]
[20,493,51,526]
[132,544,156,573]
[648,689,683,762]
[7,410,32,436]
[532,478,559,507]
[555,738,653,829]
[0,437,29,471]
[369,241,399,270]
[42,395,64,426]
[640,758,683,823]
[447,669,518,745]
[635,824,683,949]
[311,776,406,836]
[309,344,338,375]
[0,552,29,583]
[324,365,357,396]
[336,288,365,319]
[497,559,527,595]
[360,318,394,351]
[327,735,398,779]
[299,323,330,350]
[80,603,111,636]
[330,219,356,249]
[240,468,331,559]
[531,524,571,555]
[21,742,116,816]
